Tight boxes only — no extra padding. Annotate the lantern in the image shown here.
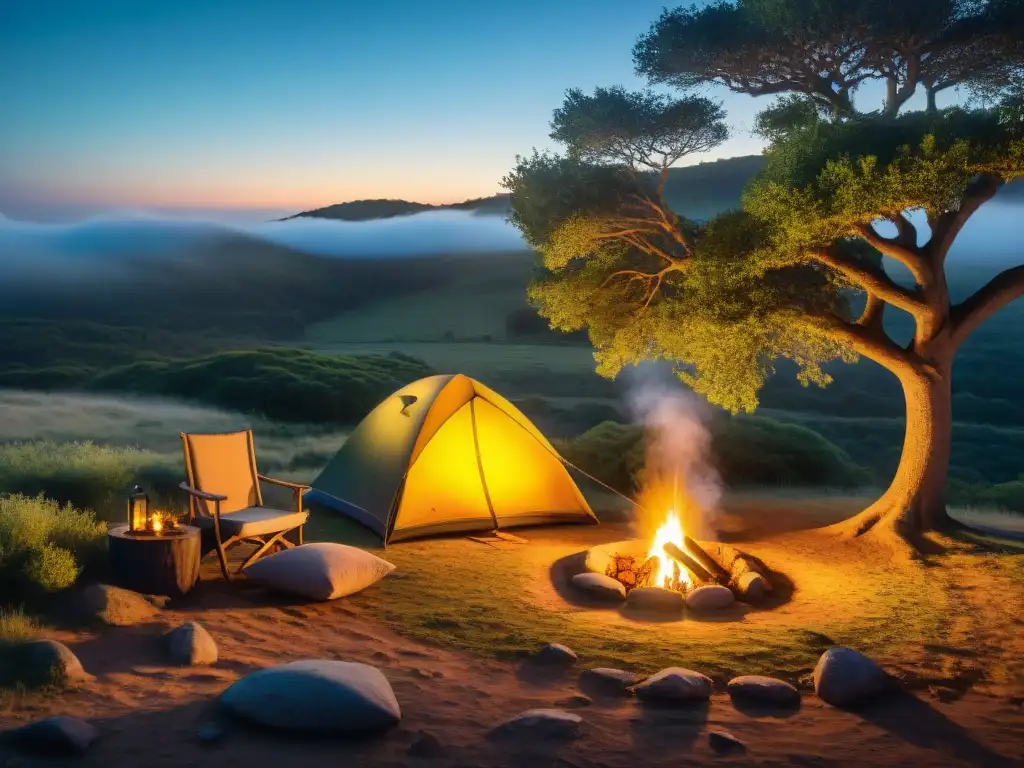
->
[127,485,150,533]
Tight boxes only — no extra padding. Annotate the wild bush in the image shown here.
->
[0,441,180,520]
[0,494,106,600]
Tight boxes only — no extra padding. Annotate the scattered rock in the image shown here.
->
[17,639,89,687]
[579,667,643,695]
[79,584,159,626]
[630,667,713,703]
[536,643,577,666]
[736,571,769,603]
[570,572,627,602]
[5,716,99,755]
[488,709,582,741]
[195,722,227,744]
[684,584,735,612]
[813,647,889,708]
[407,730,445,758]
[583,543,616,576]
[219,659,401,734]
[164,621,218,666]
[555,694,592,708]
[727,675,800,706]
[623,586,684,613]
[708,729,746,754]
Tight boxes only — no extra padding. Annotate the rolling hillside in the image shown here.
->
[285,155,769,222]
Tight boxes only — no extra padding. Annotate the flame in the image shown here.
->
[646,509,692,590]
[151,516,163,534]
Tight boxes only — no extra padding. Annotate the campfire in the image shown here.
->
[602,507,730,595]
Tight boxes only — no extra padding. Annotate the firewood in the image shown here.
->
[662,541,713,583]
[683,535,730,583]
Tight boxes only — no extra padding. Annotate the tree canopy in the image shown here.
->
[505,0,1024,537]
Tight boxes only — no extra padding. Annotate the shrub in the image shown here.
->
[0,606,39,644]
[0,494,106,601]
[85,348,434,425]
[0,441,180,521]
[557,414,874,495]
[25,545,80,591]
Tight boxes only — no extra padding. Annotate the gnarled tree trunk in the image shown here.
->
[841,359,954,543]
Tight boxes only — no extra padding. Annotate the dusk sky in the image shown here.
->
[0,0,779,221]
[1,1,948,222]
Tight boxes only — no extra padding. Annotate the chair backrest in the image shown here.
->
[180,430,264,517]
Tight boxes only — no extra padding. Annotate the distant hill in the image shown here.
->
[285,155,769,222]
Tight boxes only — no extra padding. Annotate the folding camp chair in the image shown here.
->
[179,430,309,581]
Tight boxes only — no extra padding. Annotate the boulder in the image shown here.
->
[570,572,626,602]
[727,675,800,706]
[164,621,218,666]
[535,643,577,666]
[624,586,684,613]
[579,667,643,695]
[488,709,582,741]
[407,730,446,758]
[5,716,99,755]
[17,639,89,687]
[220,660,401,734]
[813,647,889,708]
[80,584,159,626]
[630,667,713,703]
[684,584,735,612]
[736,572,769,603]
[708,729,746,754]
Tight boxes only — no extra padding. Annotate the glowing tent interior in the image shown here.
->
[305,374,597,544]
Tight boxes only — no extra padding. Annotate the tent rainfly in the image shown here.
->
[305,374,597,544]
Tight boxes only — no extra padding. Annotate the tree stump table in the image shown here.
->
[108,524,201,598]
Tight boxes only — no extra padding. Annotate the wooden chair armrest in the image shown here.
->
[257,475,311,492]
[178,482,228,502]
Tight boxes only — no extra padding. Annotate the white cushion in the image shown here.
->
[195,506,307,539]
[243,542,395,600]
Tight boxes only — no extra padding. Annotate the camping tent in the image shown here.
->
[305,374,597,544]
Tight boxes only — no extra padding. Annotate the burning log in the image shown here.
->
[604,554,656,591]
[683,535,730,583]
[662,541,713,583]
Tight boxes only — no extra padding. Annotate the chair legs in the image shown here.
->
[208,528,303,580]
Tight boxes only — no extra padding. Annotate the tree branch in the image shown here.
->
[856,224,931,286]
[950,264,1024,348]
[819,315,915,372]
[856,291,886,334]
[812,246,930,318]
[928,174,1004,264]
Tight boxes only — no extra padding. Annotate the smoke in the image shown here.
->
[626,365,722,542]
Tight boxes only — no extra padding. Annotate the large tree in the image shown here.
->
[504,0,1024,551]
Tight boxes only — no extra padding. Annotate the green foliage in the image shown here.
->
[0,607,39,644]
[84,349,433,425]
[550,86,727,169]
[747,110,1024,254]
[0,494,106,600]
[634,0,1022,115]
[0,441,180,519]
[25,545,79,591]
[557,415,873,495]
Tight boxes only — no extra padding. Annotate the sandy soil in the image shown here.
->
[1,513,1022,767]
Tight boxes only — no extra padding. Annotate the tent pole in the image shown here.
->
[469,398,500,531]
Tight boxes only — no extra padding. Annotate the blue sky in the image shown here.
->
[0,0,946,221]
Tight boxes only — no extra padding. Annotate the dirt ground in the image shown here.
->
[1,502,1022,767]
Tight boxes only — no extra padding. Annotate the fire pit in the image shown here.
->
[580,509,774,611]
